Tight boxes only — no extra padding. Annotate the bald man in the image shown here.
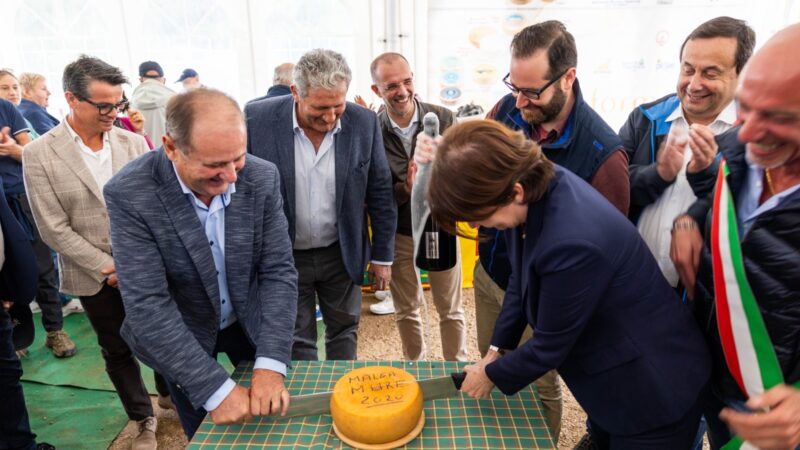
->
[105,88,298,438]
[672,23,800,450]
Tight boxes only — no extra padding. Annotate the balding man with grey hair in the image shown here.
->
[245,48,396,361]
[105,88,298,438]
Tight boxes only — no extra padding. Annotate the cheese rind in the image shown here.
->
[330,366,424,445]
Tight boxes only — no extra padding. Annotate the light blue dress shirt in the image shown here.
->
[171,163,286,411]
[737,158,800,237]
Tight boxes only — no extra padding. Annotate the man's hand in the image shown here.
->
[101,264,118,288]
[413,134,443,166]
[250,369,290,416]
[462,353,498,400]
[2,301,12,312]
[687,124,718,174]
[669,215,702,300]
[720,384,800,450]
[127,109,146,133]
[0,127,24,162]
[403,160,417,194]
[656,127,687,182]
[368,264,391,291]
[209,384,252,425]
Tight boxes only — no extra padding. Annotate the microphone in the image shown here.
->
[423,112,440,138]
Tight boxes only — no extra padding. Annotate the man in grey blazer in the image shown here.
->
[245,49,396,361]
[105,88,298,439]
[22,56,157,450]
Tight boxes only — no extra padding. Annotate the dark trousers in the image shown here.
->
[19,194,62,333]
[166,321,255,439]
[0,308,36,450]
[589,384,707,450]
[80,283,153,421]
[292,243,361,361]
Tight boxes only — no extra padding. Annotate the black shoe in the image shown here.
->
[573,433,598,450]
[36,443,56,450]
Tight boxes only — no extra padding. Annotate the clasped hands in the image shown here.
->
[209,369,290,425]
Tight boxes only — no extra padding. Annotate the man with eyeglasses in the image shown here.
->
[477,20,630,445]
[131,60,176,146]
[22,55,158,450]
[369,52,467,362]
[623,17,754,291]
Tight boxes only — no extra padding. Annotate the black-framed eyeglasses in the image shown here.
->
[78,96,129,116]
[502,70,567,101]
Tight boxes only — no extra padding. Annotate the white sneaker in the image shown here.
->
[29,301,41,314]
[61,299,84,317]
[370,297,395,315]
[374,290,392,301]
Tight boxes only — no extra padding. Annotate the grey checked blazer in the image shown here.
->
[104,149,298,408]
[22,123,148,296]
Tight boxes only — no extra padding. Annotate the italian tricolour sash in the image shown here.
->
[711,159,784,450]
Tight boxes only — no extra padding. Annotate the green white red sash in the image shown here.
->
[711,160,784,449]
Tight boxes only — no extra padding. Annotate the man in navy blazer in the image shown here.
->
[105,89,298,438]
[245,49,396,361]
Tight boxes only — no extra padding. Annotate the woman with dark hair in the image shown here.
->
[421,120,711,449]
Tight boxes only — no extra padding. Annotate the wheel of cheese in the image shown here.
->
[330,366,424,447]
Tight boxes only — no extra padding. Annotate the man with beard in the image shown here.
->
[477,20,630,444]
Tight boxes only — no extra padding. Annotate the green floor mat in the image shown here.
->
[23,381,129,450]
[21,314,233,393]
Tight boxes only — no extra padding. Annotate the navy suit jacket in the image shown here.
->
[485,167,710,435]
[0,183,37,303]
[104,149,298,408]
[244,95,396,283]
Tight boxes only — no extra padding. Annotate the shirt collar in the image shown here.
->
[171,161,235,210]
[668,100,738,127]
[292,101,342,136]
[387,101,419,133]
[64,115,110,147]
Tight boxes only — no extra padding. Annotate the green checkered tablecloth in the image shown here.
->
[189,360,553,449]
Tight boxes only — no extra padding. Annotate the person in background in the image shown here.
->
[130,60,175,145]
[478,21,630,443]
[0,70,40,140]
[369,52,467,361]
[0,178,54,450]
[23,55,158,449]
[0,72,75,359]
[176,68,202,91]
[622,17,755,288]
[113,93,154,149]
[18,72,60,136]
[671,23,800,450]
[247,62,294,105]
[245,49,396,361]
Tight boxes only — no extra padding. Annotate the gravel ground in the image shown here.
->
[110,288,587,449]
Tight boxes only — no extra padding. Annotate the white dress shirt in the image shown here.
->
[292,104,341,250]
[64,118,113,190]
[637,101,736,287]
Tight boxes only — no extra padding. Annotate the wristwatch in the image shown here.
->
[488,345,506,356]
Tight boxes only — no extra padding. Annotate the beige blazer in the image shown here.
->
[22,122,149,296]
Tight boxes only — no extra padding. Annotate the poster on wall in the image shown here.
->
[426,0,792,129]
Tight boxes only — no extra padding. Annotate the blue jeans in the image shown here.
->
[0,308,36,450]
